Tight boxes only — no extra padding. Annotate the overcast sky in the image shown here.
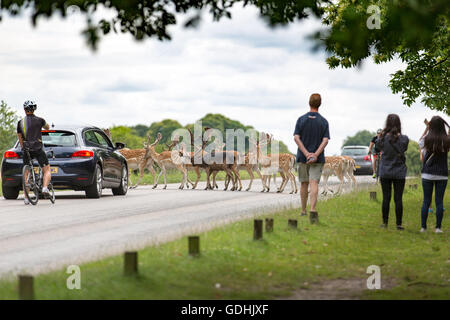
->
[0,6,447,155]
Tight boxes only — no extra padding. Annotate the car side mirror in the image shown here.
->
[115,142,125,150]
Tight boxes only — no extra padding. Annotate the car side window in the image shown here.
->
[94,131,112,149]
[84,130,100,146]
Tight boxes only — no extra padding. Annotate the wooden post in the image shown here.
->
[188,236,200,257]
[370,191,377,201]
[265,218,274,233]
[18,275,34,300]
[253,219,263,240]
[124,251,138,276]
[310,211,319,224]
[288,219,298,229]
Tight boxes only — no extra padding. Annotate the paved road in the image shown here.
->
[0,176,375,278]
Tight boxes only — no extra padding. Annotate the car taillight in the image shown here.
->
[71,150,94,158]
[364,155,371,161]
[4,151,19,159]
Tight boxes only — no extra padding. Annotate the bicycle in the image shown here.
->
[22,148,55,205]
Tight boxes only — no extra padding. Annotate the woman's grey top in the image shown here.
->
[375,134,409,179]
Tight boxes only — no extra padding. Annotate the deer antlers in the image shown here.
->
[165,136,180,151]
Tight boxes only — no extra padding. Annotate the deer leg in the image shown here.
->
[205,168,212,190]
[212,171,219,189]
[276,171,284,192]
[225,168,235,191]
[288,171,295,194]
[265,174,271,192]
[224,171,233,191]
[280,171,290,193]
[148,161,157,187]
[154,167,164,189]
[128,167,135,189]
[233,167,242,191]
[246,168,254,191]
[254,167,266,192]
[214,171,220,189]
[193,167,201,189]
[162,166,168,189]
[133,160,147,189]
[321,173,330,195]
[224,170,231,191]
[335,171,345,195]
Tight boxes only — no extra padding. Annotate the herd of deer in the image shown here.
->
[103,129,357,195]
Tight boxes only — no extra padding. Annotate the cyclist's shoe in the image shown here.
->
[24,198,30,205]
[42,187,50,197]
[428,208,433,214]
[372,173,377,179]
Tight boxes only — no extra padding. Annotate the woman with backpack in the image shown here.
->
[375,114,409,230]
[418,116,449,233]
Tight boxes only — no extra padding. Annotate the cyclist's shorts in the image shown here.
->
[23,149,49,167]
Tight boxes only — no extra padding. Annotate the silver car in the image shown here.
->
[341,146,373,175]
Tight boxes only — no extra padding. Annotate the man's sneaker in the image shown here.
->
[435,228,443,234]
[396,225,404,231]
[300,212,307,216]
[42,187,50,196]
[420,228,426,233]
[428,208,433,214]
[24,198,30,205]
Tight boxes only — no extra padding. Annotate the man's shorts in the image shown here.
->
[298,163,324,183]
[23,149,49,167]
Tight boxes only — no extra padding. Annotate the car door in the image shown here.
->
[94,130,122,183]
[83,129,113,183]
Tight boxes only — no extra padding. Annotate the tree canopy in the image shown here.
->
[320,0,449,114]
[0,101,19,159]
[107,113,292,153]
[1,1,448,112]
[342,130,375,148]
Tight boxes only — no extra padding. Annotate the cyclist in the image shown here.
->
[16,100,51,204]
[368,128,382,178]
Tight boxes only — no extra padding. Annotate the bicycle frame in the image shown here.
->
[23,149,43,191]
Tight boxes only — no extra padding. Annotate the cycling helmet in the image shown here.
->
[23,100,37,111]
[377,128,382,134]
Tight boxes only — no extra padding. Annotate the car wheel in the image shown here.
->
[112,166,128,196]
[2,184,20,200]
[85,164,103,199]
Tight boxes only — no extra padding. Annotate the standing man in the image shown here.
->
[294,93,330,217]
[368,129,382,178]
[17,100,51,204]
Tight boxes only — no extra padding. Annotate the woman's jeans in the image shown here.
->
[380,178,406,226]
[421,179,447,229]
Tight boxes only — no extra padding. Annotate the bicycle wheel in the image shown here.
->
[22,165,39,205]
[48,184,56,204]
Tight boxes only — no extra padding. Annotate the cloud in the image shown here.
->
[0,6,448,156]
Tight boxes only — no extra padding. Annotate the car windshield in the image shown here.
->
[42,131,77,147]
[342,148,368,156]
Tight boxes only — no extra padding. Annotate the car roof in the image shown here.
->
[342,145,369,149]
[47,124,102,132]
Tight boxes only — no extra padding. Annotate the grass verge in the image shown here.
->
[0,179,448,299]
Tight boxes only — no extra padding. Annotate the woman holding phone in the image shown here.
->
[418,116,449,233]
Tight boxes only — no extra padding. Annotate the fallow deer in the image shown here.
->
[259,133,298,194]
[321,156,347,195]
[148,133,195,190]
[118,137,156,189]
